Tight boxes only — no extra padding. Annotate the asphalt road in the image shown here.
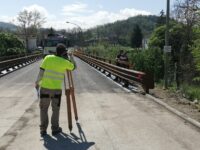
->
[0,57,200,150]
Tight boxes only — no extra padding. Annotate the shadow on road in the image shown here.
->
[43,123,95,150]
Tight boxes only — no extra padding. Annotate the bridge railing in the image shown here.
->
[85,54,134,69]
[74,51,154,93]
[0,52,42,61]
[0,54,26,61]
[0,53,43,77]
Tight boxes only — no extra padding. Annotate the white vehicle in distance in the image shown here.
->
[43,33,69,57]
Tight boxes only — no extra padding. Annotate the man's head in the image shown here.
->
[119,50,124,54]
[56,43,67,57]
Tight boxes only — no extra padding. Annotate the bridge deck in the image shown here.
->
[0,58,200,150]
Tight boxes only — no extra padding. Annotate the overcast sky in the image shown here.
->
[0,0,176,29]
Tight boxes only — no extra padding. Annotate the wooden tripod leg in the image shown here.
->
[66,89,72,131]
[65,73,72,131]
[69,71,78,121]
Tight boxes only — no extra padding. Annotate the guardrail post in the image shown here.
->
[102,68,106,74]
[98,66,101,71]
[123,80,129,88]
[106,71,111,77]
[142,85,149,94]
[142,72,154,94]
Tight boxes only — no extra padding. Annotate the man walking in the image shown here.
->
[35,44,76,136]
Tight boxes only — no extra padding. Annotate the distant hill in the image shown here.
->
[0,22,17,31]
[84,15,159,46]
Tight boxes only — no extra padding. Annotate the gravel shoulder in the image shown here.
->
[150,87,200,123]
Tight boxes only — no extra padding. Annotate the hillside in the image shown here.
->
[0,22,17,31]
[84,15,159,46]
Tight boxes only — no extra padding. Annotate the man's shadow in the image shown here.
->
[43,123,95,150]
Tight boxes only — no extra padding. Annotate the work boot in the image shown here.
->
[52,127,62,136]
[40,130,47,137]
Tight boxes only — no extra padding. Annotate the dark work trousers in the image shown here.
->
[39,88,62,132]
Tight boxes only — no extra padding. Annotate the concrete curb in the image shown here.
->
[146,94,200,130]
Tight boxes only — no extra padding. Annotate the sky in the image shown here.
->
[0,0,176,30]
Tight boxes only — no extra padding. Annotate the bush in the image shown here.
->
[84,43,134,61]
[130,47,164,81]
[191,39,200,82]
[181,84,200,101]
[0,32,25,56]
[84,43,164,81]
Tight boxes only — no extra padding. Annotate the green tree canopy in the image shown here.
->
[0,32,25,56]
[156,10,166,27]
[191,27,200,81]
[130,24,143,48]
[148,25,165,50]
[148,22,185,59]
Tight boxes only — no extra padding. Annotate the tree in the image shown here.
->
[149,22,184,53]
[156,10,166,27]
[82,15,158,47]
[173,0,200,83]
[191,39,200,81]
[17,10,45,51]
[0,32,25,57]
[174,0,200,45]
[191,27,200,82]
[148,22,186,87]
[130,24,143,48]
[148,25,165,49]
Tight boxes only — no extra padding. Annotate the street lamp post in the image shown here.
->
[164,0,170,89]
[66,21,83,46]
[66,21,82,32]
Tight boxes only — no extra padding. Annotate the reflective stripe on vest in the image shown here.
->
[43,75,64,81]
[40,69,65,89]
[44,69,64,79]
[45,69,65,76]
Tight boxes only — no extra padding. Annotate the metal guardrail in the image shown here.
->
[86,54,134,69]
[0,53,43,77]
[0,52,42,61]
[0,54,26,61]
[74,52,154,93]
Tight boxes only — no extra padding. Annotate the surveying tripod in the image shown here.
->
[64,71,78,131]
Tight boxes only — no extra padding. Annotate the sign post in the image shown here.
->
[164,46,172,53]
[164,0,170,89]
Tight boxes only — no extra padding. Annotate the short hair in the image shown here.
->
[119,50,124,53]
[56,43,66,56]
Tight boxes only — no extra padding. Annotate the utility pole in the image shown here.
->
[164,0,170,89]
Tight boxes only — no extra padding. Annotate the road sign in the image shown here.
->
[164,46,171,53]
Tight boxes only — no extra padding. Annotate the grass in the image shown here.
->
[181,84,200,102]
[84,43,134,61]
[156,81,200,102]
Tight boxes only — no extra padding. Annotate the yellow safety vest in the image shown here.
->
[39,55,74,90]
